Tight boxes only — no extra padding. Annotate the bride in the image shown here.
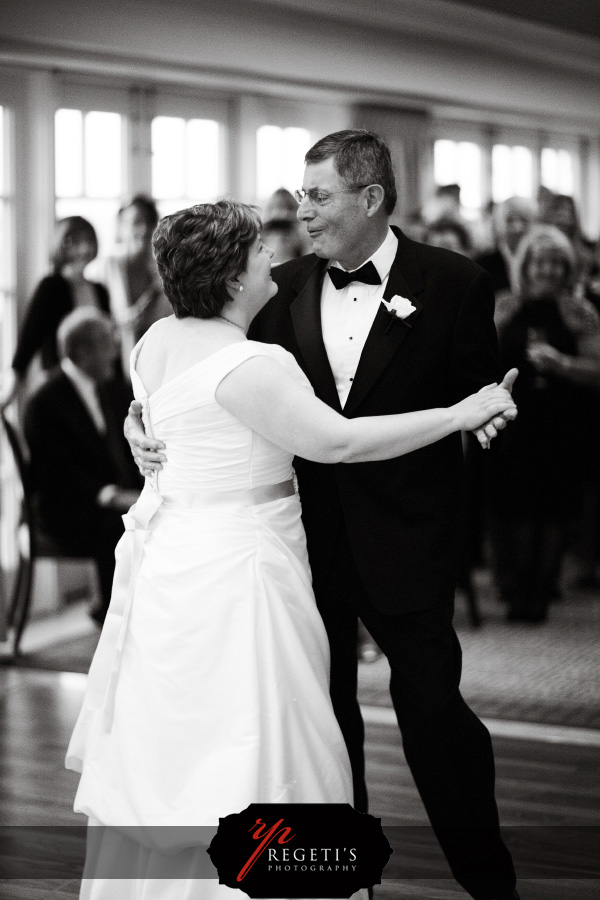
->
[66,200,517,899]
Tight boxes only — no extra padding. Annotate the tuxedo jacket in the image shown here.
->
[24,370,140,550]
[12,274,110,375]
[250,227,501,613]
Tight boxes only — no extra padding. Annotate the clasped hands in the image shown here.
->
[472,367,518,450]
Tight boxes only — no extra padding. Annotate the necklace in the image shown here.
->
[216,315,246,333]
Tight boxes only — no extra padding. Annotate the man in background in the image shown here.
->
[24,308,141,623]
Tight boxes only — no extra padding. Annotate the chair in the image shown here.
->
[0,408,98,655]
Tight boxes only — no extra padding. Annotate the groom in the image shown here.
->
[127,130,518,900]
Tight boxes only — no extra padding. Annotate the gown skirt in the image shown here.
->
[66,334,366,900]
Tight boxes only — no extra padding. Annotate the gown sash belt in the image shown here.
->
[85,480,296,735]
[160,479,295,510]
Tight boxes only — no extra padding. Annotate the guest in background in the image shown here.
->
[426,216,472,257]
[476,197,537,320]
[424,182,462,222]
[24,309,142,624]
[1,216,110,408]
[401,208,429,243]
[261,219,305,265]
[541,193,599,295]
[491,225,600,623]
[262,187,312,259]
[470,199,498,257]
[104,194,171,377]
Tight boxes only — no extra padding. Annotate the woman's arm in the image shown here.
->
[11,275,69,375]
[215,357,517,464]
[526,337,600,388]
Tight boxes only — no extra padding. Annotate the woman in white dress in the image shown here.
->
[66,200,517,899]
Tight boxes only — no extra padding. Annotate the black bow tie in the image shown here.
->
[327,261,381,290]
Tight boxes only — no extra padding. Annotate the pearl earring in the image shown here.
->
[239,285,244,292]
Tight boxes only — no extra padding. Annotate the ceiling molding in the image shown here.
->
[247,0,600,78]
[2,35,599,136]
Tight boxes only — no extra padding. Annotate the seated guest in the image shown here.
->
[24,309,142,624]
[425,216,472,257]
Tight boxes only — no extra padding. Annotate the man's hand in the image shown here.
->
[472,368,518,449]
[124,400,167,477]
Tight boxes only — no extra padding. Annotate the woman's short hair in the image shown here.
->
[305,130,397,216]
[152,200,261,318]
[514,224,577,296]
[50,216,98,272]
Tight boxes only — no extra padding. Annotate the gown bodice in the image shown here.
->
[130,331,313,496]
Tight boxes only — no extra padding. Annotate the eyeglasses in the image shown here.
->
[294,185,370,206]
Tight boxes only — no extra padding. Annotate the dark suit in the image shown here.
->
[250,227,515,899]
[24,371,141,613]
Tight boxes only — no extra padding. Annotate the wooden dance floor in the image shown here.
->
[0,667,598,899]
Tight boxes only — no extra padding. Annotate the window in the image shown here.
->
[152,117,221,216]
[433,140,483,214]
[55,108,125,256]
[256,125,311,201]
[491,144,533,202]
[541,147,574,195]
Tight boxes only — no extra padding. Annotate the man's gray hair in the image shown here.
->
[57,308,114,362]
[305,129,397,215]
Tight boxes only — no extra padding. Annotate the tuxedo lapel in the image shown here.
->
[343,229,426,417]
[290,258,342,412]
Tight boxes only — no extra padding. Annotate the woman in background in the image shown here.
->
[491,225,600,622]
[104,194,171,376]
[2,216,109,407]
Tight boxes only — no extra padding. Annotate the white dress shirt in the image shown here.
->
[61,357,106,434]
[321,227,398,407]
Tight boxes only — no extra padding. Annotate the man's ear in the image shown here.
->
[364,184,385,218]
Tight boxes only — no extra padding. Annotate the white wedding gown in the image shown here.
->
[66,331,367,899]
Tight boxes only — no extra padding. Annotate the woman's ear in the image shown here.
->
[226,278,243,297]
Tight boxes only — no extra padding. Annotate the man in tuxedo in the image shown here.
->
[126,130,519,900]
[24,308,141,623]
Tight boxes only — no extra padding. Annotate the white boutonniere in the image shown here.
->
[381,295,416,319]
[381,295,416,330]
